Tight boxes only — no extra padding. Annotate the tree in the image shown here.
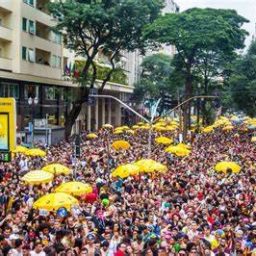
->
[229,40,256,116]
[49,0,164,138]
[134,53,183,115]
[134,53,173,98]
[144,8,248,138]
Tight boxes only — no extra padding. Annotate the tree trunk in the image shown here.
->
[182,76,193,142]
[65,87,89,140]
[65,102,83,141]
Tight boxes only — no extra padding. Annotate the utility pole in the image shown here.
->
[89,94,161,158]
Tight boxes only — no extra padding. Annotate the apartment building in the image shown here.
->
[0,0,134,132]
[125,0,179,86]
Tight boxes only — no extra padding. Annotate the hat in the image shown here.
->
[86,233,96,241]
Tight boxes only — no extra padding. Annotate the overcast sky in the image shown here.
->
[175,0,256,47]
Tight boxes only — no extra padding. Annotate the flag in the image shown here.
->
[72,62,80,78]
[64,63,71,76]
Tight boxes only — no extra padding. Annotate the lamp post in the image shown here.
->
[28,96,38,147]
[196,83,201,132]
[88,94,161,158]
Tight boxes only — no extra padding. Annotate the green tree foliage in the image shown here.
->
[134,53,174,98]
[229,40,256,116]
[49,0,164,138]
[144,8,248,136]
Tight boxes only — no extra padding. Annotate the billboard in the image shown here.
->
[0,113,9,150]
[0,98,16,161]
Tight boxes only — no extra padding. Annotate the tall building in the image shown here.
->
[0,0,133,135]
[125,0,179,87]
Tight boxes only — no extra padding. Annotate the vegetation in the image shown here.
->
[49,0,164,138]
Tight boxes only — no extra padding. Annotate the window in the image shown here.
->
[23,0,34,7]
[25,84,39,99]
[22,18,27,31]
[28,48,35,62]
[28,20,35,34]
[51,55,61,68]
[52,32,62,44]
[45,87,56,100]
[22,46,27,60]
[0,82,19,99]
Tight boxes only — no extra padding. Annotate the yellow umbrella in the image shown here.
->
[215,161,241,174]
[26,148,46,157]
[155,136,173,145]
[126,130,135,135]
[113,130,123,135]
[12,145,28,154]
[202,126,214,133]
[55,181,92,196]
[42,164,71,175]
[33,192,78,211]
[132,125,140,130]
[177,143,191,149]
[251,137,256,142]
[223,125,234,131]
[87,133,98,139]
[21,170,54,185]
[135,159,167,173]
[111,164,140,178]
[103,124,113,129]
[112,140,131,150]
[165,146,191,157]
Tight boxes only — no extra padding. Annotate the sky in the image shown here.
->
[175,0,256,48]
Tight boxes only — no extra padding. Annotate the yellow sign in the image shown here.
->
[0,98,16,151]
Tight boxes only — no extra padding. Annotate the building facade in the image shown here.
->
[0,0,134,134]
[125,0,179,86]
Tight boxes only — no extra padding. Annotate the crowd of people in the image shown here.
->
[0,124,256,255]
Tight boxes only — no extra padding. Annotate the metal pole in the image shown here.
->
[148,98,162,158]
[89,95,150,124]
[89,95,163,158]
[155,95,218,124]
[32,102,35,148]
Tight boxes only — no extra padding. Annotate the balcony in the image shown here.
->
[0,25,12,41]
[0,1,13,12]
[21,60,62,80]
[0,57,12,71]
[36,0,50,15]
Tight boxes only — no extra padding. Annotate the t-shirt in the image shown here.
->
[30,251,46,256]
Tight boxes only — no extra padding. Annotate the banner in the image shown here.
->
[0,113,9,150]
[0,98,16,152]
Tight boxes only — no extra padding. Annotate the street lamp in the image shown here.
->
[28,96,38,147]
[197,83,201,132]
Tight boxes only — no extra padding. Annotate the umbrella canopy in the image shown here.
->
[111,164,140,179]
[87,133,98,139]
[155,136,173,145]
[12,145,28,154]
[251,137,256,142]
[33,192,78,211]
[25,148,46,157]
[102,124,113,129]
[202,126,214,133]
[215,161,241,174]
[222,125,234,131]
[55,181,92,196]
[42,163,71,175]
[21,170,53,185]
[135,159,167,173]
[113,130,123,135]
[165,145,191,157]
[112,140,131,150]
